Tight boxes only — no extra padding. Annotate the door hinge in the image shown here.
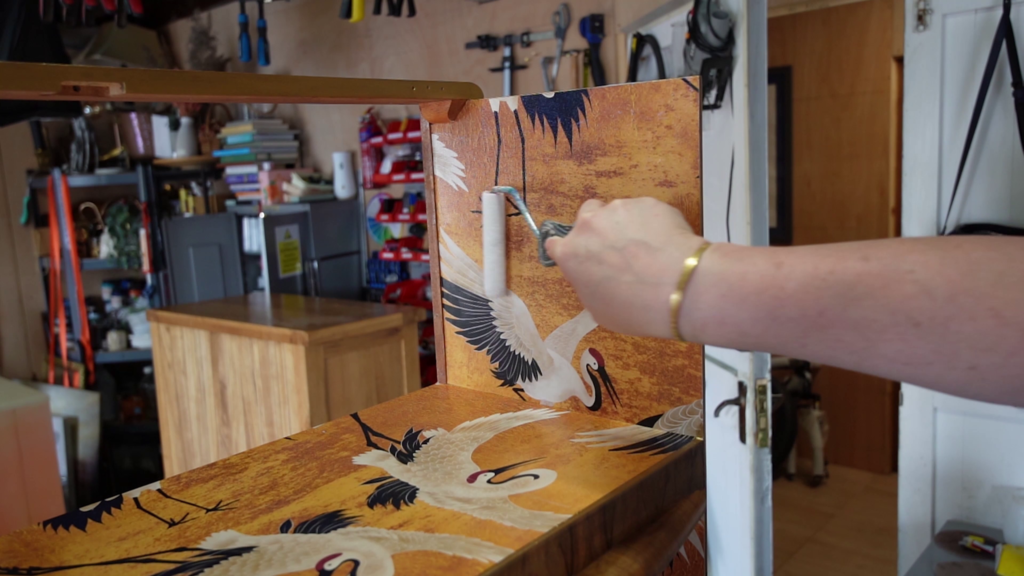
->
[755,378,770,448]
[915,0,933,33]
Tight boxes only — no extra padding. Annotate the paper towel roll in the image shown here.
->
[332,151,357,200]
[482,191,506,298]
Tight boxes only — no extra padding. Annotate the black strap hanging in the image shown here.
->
[942,0,1024,235]
[627,33,666,82]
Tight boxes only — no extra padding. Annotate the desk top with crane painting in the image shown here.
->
[0,384,703,576]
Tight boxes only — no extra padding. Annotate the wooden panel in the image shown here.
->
[0,380,64,536]
[427,79,703,426]
[769,0,900,473]
[0,384,703,576]
[768,0,870,18]
[0,123,44,381]
[323,330,412,418]
[811,369,898,474]
[153,321,311,476]
[577,491,706,576]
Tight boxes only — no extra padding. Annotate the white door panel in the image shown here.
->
[901,1,1024,573]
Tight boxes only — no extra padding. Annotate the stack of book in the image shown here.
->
[215,119,301,201]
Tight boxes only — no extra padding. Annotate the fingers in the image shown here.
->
[544,236,563,262]
[576,199,605,221]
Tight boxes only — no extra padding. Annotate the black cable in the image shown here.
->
[627,33,667,82]
[726,147,734,243]
[687,0,734,58]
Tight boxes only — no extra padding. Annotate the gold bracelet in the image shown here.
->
[669,241,712,342]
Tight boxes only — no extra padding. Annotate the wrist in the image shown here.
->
[676,241,728,343]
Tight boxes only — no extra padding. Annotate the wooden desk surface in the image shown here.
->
[0,384,704,576]
[147,294,426,345]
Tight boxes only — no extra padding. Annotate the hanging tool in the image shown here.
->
[466,6,570,97]
[466,34,526,97]
[579,14,606,87]
[372,0,382,15]
[238,0,252,63]
[256,0,270,66]
[542,3,570,91]
[127,0,142,16]
[384,0,415,17]
[340,0,352,18]
[116,0,127,27]
[351,0,365,22]
[627,32,666,82]
[685,0,735,110]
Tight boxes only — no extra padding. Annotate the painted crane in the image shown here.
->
[41,480,236,533]
[573,399,704,455]
[351,408,571,532]
[439,229,619,409]
[1,510,511,576]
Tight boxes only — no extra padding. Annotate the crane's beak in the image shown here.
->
[486,457,545,484]
[596,365,620,408]
[586,364,620,410]
[319,559,360,576]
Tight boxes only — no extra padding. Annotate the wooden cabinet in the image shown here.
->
[147,294,425,475]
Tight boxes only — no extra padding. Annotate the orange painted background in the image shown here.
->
[430,79,704,425]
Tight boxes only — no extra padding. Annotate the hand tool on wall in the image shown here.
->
[61,0,80,26]
[372,0,382,15]
[385,0,415,17]
[542,3,570,91]
[340,0,352,18]
[350,0,365,22]
[579,14,606,87]
[466,4,570,97]
[256,0,270,66]
[238,0,252,62]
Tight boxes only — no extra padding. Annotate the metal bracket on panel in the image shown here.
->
[755,378,770,448]
[714,380,747,445]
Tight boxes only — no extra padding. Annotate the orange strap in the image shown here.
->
[57,174,94,386]
[46,176,69,388]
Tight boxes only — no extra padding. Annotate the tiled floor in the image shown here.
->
[773,463,898,575]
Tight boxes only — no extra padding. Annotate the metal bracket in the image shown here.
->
[755,378,770,448]
[714,380,747,444]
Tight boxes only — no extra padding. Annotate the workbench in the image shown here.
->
[147,294,426,476]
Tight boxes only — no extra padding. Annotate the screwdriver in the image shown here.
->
[257,0,270,66]
[238,0,252,63]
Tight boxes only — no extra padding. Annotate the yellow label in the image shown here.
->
[275,224,302,279]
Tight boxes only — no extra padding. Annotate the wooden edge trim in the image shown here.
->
[489,441,706,576]
[0,62,484,104]
[421,118,448,385]
[147,309,308,345]
[419,99,469,124]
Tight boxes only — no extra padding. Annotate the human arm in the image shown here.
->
[545,198,1024,407]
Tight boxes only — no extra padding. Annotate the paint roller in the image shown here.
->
[485,186,574,269]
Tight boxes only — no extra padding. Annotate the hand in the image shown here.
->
[545,197,708,339]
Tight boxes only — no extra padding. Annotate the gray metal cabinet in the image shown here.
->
[164,213,245,305]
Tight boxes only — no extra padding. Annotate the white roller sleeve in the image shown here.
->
[481,191,507,298]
